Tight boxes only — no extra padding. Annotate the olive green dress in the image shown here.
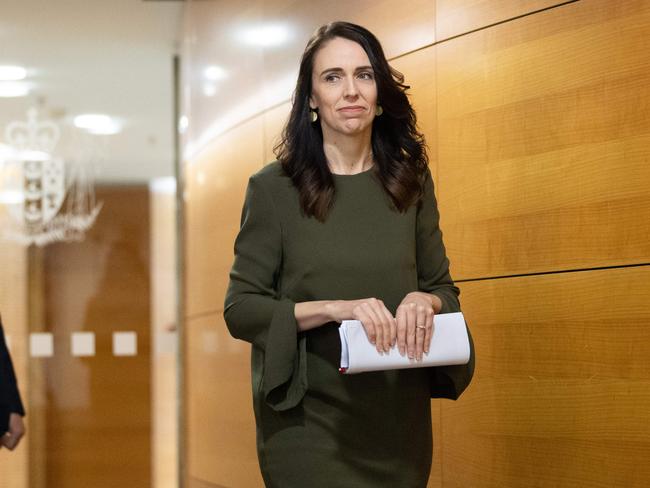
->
[224,161,474,488]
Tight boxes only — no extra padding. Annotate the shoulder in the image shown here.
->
[422,165,434,188]
[417,166,435,202]
[250,161,289,185]
[416,165,439,213]
[248,161,295,199]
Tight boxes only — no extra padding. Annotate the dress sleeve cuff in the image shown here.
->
[10,398,25,417]
[262,298,308,411]
[432,290,460,315]
[0,405,9,433]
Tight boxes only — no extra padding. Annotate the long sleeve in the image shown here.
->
[224,175,307,411]
[416,171,475,400]
[416,171,461,313]
[0,320,25,434]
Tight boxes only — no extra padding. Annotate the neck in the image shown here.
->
[321,127,373,175]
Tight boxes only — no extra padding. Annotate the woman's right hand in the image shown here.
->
[328,298,396,354]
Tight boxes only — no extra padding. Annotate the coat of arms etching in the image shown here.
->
[1,108,102,245]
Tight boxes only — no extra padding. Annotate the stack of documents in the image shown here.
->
[339,312,470,374]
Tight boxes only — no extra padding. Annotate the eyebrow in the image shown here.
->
[319,65,374,76]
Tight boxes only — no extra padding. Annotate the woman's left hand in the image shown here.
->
[396,292,439,361]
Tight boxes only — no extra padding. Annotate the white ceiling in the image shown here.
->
[0,0,183,183]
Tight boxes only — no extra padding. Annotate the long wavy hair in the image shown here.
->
[274,21,429,222]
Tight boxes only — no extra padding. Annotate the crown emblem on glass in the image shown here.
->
[1,108,103,245]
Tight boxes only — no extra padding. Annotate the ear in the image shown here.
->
[309,94,317,110]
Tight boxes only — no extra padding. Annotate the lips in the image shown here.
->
[338,106,365,113]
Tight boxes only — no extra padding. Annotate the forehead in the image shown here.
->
[312,37,371,71]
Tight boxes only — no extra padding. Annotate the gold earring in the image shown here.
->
[310,109,318,122]
[376,105,383,116]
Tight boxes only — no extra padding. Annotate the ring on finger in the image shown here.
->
[415,324,426,330]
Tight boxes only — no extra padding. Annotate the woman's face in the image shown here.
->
[309,36,378,138]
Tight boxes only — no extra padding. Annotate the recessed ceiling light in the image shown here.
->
[203,82,217,97]
[238,24,290,47]
[0,82,29,97]
[149,177,176,195]
[203,65,228,81]
[73,114,122,135]
[0,65,27,81]
[178,115,188,134]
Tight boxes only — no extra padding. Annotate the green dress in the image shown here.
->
[224,161,474,488]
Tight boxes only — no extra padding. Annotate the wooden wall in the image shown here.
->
[0,210,29,488]
[39,186,152,488]
[180,0,650,486]
[150,181,179,488]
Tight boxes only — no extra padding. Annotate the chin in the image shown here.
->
[339,120,371,134]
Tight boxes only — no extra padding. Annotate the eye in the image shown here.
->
[358,71,374,80]
[324,73,340,82]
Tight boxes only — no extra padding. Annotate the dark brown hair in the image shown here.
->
[274,21,429,221]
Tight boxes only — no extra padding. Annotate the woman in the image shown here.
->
[224,21,474,488]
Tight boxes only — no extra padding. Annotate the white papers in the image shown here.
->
[339,312,470,374]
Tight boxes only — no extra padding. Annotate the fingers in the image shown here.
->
[351,297,437,358]
[380,306,397,349]
[364,302,385,353]
[424,308,435,355]
[2,432,19,451]
[396,305,407,356]
[354,305,377,347]
[406,303,416,359]
[415,303,427,361]
[3,414,25,450]
[397,302,416,357]
[397,302,418,359]
[398,298,434,361]
[353,298,394,354]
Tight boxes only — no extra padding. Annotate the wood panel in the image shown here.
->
[188,478,228,488]
[184,117,264,317]
[443,266,650,487]
[43,186,151,488]
[0,229,29,487]
[27,247,47,488]
[150,185,179,488]
[435,0,567,41]
[436,0,650,279]
[185,312,261,488]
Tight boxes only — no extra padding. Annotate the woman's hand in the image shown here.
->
[396,292,440,361]
[323,298,396,354]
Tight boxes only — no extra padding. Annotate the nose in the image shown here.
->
[343,77,359,99]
